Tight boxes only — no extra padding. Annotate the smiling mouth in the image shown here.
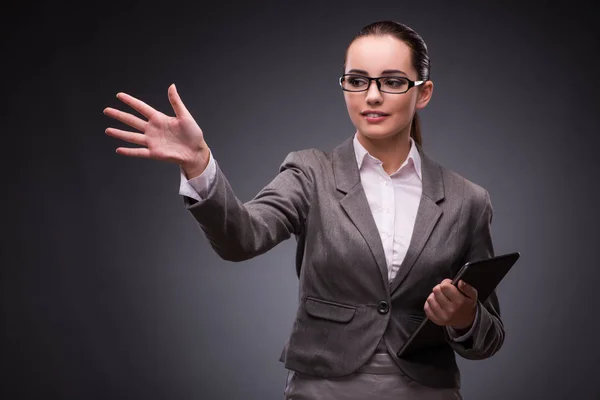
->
[362,113,389,123]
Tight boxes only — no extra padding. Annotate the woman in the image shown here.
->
[104,20,503,400]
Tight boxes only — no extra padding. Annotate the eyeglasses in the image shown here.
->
[339,74,425,94]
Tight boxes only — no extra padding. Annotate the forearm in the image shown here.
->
[184,152,312,261]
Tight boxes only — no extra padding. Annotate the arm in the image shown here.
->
[448,190,505,360]
[184,150,314,262]
[103,84,312,264]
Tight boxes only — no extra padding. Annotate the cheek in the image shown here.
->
[344,95,363,125]
[391,95,416,114]
[389,97,417,123]
[344,94,360,113]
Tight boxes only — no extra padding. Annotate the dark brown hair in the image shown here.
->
[343,21,431,146]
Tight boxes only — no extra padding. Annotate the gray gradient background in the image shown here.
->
[2,1,599,399]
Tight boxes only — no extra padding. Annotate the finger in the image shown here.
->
[115,92,158,120]
[434,283,453,302]
[424,299,444,325]
[458,280,478,300]
[426,294,448,322]
[439,282,465,303]
[103,107,147,132]
[168,83,190,118]
[115,147,151,158]
[105,128,148,147]
[432,285,454,311]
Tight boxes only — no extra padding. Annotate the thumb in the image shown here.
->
[459,280,478,301]
[168,83,190,118]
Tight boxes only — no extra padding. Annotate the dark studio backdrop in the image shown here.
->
[2,1,599,399]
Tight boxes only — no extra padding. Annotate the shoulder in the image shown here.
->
[283,147,333,163]
[280,135,357,174]
[433,163,494,236]
[443,166,490,204]
[279,147,335,175]
[422,151,491,215]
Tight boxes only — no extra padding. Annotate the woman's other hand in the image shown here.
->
[104,84,210,179]
[424,279,478,331]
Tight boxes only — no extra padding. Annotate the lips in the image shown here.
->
[361,110,389,117]
[361,110,389,123]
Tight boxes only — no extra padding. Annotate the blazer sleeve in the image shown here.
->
[182,150,314,262]
[448,189,505,360]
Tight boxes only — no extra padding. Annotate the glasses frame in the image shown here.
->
[339,74,425,94]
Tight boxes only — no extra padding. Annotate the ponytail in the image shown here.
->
[410,112,422,146]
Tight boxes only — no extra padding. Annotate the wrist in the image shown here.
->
[451,306,477,331]
[451,324,471,335]
[181,148,210,179]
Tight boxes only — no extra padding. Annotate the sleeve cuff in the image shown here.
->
[447,302,480,342]
[178,150,216,201]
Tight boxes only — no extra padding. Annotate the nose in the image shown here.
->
[365,79,383,105]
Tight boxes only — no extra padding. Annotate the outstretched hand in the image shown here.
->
[104,84,210,178]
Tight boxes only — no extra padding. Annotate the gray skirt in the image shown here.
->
[283,353,461,400]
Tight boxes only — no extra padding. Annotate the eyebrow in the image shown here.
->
[347,69,408,76]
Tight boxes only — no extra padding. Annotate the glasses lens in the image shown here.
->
[380,77,409,93]
[341,75,369,91]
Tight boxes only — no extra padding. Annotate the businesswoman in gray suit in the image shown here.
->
[104,21,503,400]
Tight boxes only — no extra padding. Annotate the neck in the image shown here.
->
[356,131,412,175]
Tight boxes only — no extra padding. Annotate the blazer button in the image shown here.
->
[377,301,389,315]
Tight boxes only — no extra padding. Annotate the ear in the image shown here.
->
[415,80,434,110]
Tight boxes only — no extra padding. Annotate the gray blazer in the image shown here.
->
[184,135,504,389]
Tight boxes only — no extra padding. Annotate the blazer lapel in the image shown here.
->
[333,137,390,288]
[388,147,445,294]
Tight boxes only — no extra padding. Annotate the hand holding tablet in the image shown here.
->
[397,252,521,357]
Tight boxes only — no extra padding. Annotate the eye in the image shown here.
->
[347,76,368,88]
[383,77,408,88]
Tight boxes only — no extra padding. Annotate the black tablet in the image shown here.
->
[396,252,520,357]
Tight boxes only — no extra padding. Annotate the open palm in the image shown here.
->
[104,84,209,174]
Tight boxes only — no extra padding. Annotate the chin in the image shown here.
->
[358,126,400,140]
